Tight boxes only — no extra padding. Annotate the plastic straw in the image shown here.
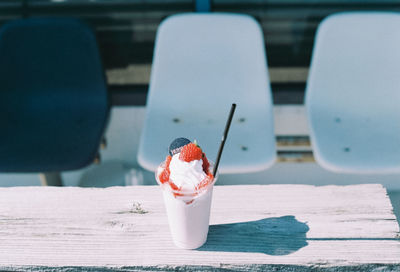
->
[213,103,236,177]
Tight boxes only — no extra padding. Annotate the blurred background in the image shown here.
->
[0,0,399,223]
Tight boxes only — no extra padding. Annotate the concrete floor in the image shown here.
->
[0,106,399,226]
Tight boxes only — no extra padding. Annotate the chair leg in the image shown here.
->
[94,152,101,164]
[39,172,63,186]
[100,137,107,149]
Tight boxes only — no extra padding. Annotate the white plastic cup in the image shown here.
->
[156,162,217,249]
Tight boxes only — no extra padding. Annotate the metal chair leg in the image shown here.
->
[39,172,63,186]
[100,137,107,149]
[94,152,101,164]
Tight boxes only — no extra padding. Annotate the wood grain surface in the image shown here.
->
[0,184,399,271]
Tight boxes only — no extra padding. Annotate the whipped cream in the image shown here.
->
[169,153,207,191]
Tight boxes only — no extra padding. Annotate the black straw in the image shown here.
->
[213,103,236,177]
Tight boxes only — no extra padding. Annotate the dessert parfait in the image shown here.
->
[156,137,217,249]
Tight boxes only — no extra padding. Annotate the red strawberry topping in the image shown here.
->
[159,155,172,184]
[179,143,203,162]
[196,173,214,190]
[169,180,179,191]
[165,155,172,168]
[161,140,213,195]
[202,152,210,174]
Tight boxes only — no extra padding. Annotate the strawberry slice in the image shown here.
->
[202,152,210,174]
[179,142,203,162]
[159,155,172,184]
[169,180,179,191]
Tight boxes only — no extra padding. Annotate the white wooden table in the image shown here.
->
[0,184,399,271]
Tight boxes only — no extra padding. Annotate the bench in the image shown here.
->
[0,184,399,271]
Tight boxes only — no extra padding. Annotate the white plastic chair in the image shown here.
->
[306,12,400,173]
[138,13,276,173]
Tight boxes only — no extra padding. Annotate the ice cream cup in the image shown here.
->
[156,161,218,249]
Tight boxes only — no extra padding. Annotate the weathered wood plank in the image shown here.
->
[0,184,398,271]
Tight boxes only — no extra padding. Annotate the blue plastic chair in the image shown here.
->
[138,13,276,174]
[0,18,109,180]
[306,12,400,173]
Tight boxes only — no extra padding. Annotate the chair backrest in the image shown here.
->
[306,12,400,173]
[138,13,276,173]
[0,18,109,172]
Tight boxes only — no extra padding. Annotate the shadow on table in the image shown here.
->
[199,215,309,255]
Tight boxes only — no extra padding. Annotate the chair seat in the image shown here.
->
[138,13,276,173]
[306,12,400,173]
[310,110,400,173]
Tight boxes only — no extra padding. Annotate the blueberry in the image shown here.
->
[169,137,191,156]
